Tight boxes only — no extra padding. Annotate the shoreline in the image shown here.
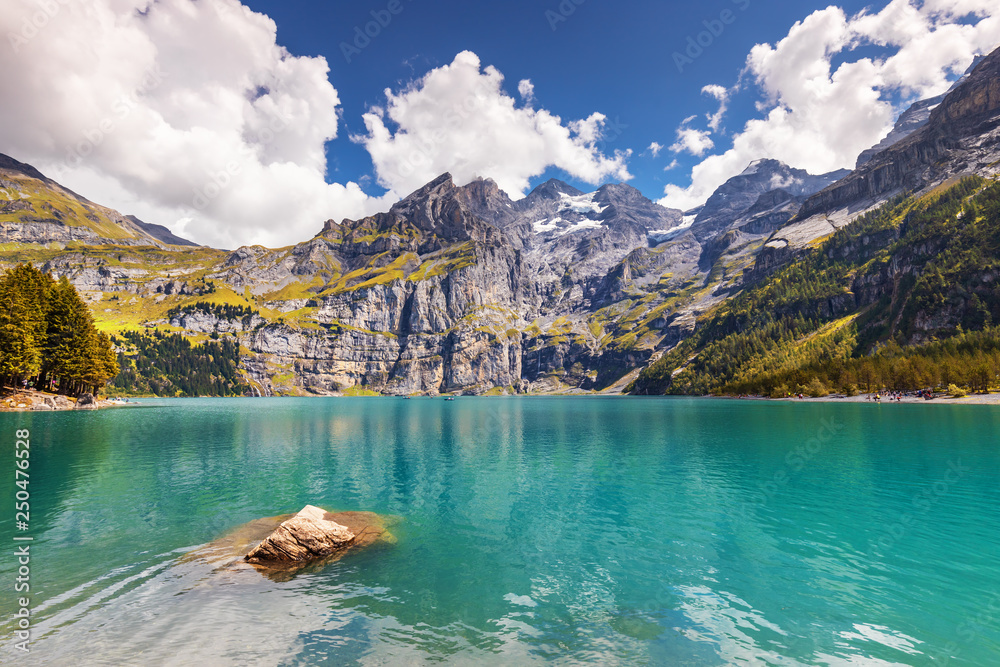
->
[718,392,1000,406]
[6,389,1000,408]
[0,389,138,412]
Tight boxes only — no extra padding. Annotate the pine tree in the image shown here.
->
[0,265,52,386]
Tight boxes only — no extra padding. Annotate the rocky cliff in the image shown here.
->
[799,48,1000,219]
[224,175,689,395]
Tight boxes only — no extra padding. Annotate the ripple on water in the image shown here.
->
[2,397,999,665]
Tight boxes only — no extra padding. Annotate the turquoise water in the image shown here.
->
[1,397,999,665]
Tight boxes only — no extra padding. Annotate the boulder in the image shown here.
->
[53,395,74,410]
[244,505,355,564]
[76,393,96,407]
[181,507,397,582]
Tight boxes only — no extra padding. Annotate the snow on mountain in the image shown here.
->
[530,191,608,236]
[648,214,696,243]
[558,192,608,216]
[533,216,605,235]
[690,159,849,241]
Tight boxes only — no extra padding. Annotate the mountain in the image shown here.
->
[630,176,1000,396]
[798,48,1000,220]
[0,160,694,395]
[126,216,200,247]
[506,180,686,308]
[0,154,198,248]
[625,43,1000,398]
[854,95,947,169]
[854,56,984,169]
[738,49,1000,287]
[218,175,690,395]
[2,46,998,397]
[690,159,849,242]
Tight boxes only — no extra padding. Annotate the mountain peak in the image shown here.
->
[526,178,584,202]
[0,153,51,183]
[740,158,780,176]
[929,46,1000,130]
[453,176,517,227]
[126,215,200,247]
[395,172,455,204]
[691,159,848,240]
[389,172,457,218]
[595,182,641,196]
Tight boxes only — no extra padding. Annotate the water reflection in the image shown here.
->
[1,398,998,665]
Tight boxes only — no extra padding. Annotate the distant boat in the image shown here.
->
[445,397,456,402]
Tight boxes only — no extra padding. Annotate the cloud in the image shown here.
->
[518,79,535,104]
[664,159,680,171]
[0,0,394,249]
[670,116,715,157]
[356,51,632,199]
[661,0,1000,212]
[648,142,664,157]
[702,84,730,132]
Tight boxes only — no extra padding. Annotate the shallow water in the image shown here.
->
[2,397,999,665]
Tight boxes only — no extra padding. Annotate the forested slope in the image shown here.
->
[630,177,1000,396]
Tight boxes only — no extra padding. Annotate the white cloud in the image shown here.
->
[518,79,535,104]
[0,0,393,249]
[670,117,715,157]
[661,0,1000,212]
[664,159,680,171]
[356,51,632,199]
[702,84,731,132]
[648,142,664,157]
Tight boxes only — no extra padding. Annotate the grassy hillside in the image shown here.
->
[2,162,144,242]
[630,177,1000,396]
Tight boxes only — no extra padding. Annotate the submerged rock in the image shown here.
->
[245,505,355,564]
[182,506,398,581]
[222,506,398,579]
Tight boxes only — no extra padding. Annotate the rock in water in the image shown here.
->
[244,505,355,564]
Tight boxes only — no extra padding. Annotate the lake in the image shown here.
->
[2,397,999,665]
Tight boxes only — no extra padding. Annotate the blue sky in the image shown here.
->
[1,0,998,247]
[246,0,878,198]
